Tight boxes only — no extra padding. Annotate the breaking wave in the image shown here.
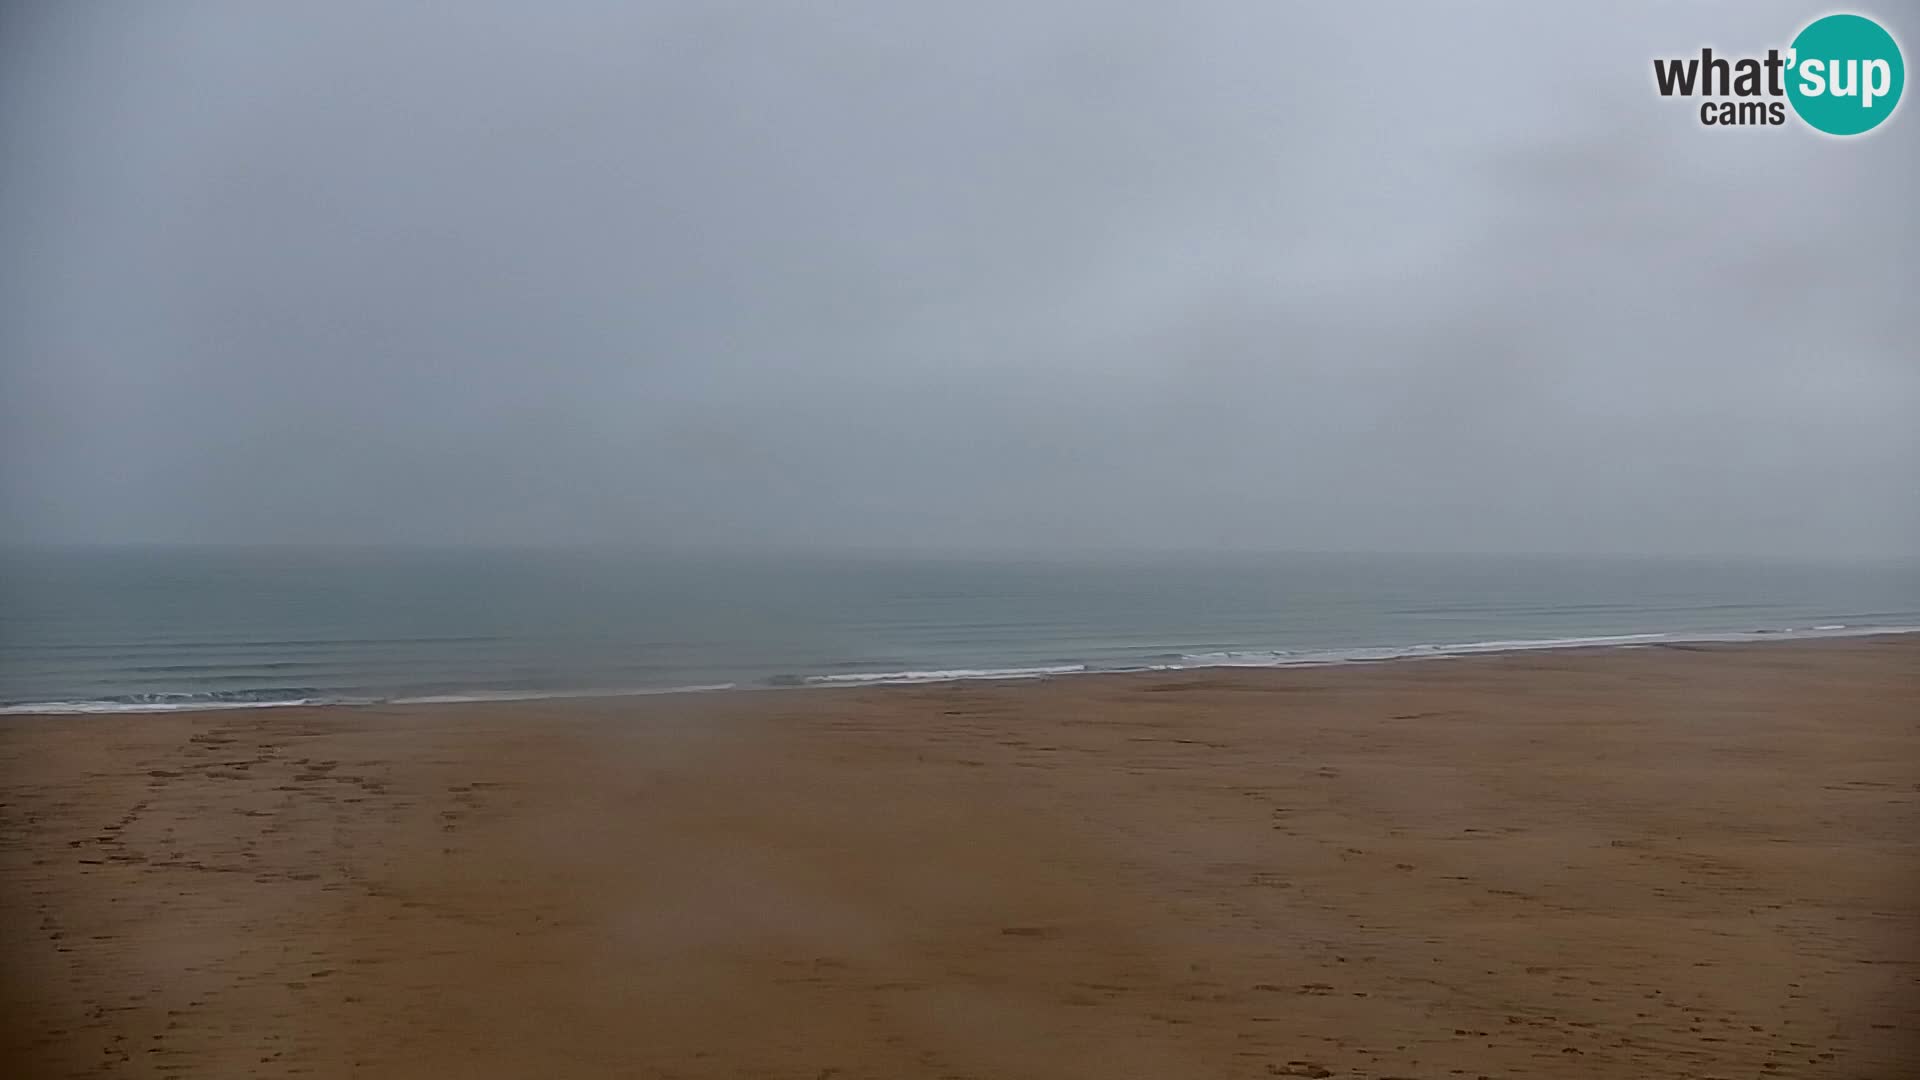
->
[0,687,344,715]
[2,624,1913,715]
[793,663,1088,686]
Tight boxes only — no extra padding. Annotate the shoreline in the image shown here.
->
[4,634,1916,1077]
[5,622,1917,718]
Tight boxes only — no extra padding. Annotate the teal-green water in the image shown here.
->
[4,548,1917,712]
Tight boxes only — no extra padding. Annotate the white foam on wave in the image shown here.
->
[803,664,1087,686]
[1162,625,1915,672]
[1366,631,1676,657]
[0,684,736,715]
[1166,632,1671,669]
[0,696,340,715]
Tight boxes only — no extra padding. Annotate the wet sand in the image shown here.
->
[3,636,1916,1078]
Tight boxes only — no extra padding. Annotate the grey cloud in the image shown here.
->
[3,1,1914,556]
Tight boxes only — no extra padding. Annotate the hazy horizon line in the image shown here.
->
[5,540,1914,566]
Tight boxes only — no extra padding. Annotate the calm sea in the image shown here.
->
[3,547,1916,713]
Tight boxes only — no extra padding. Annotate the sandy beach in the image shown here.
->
[2,635,1915,1079]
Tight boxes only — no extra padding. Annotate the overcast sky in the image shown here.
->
[2,2,1914,557]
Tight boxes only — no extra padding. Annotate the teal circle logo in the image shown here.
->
[1787,14,1904,135]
